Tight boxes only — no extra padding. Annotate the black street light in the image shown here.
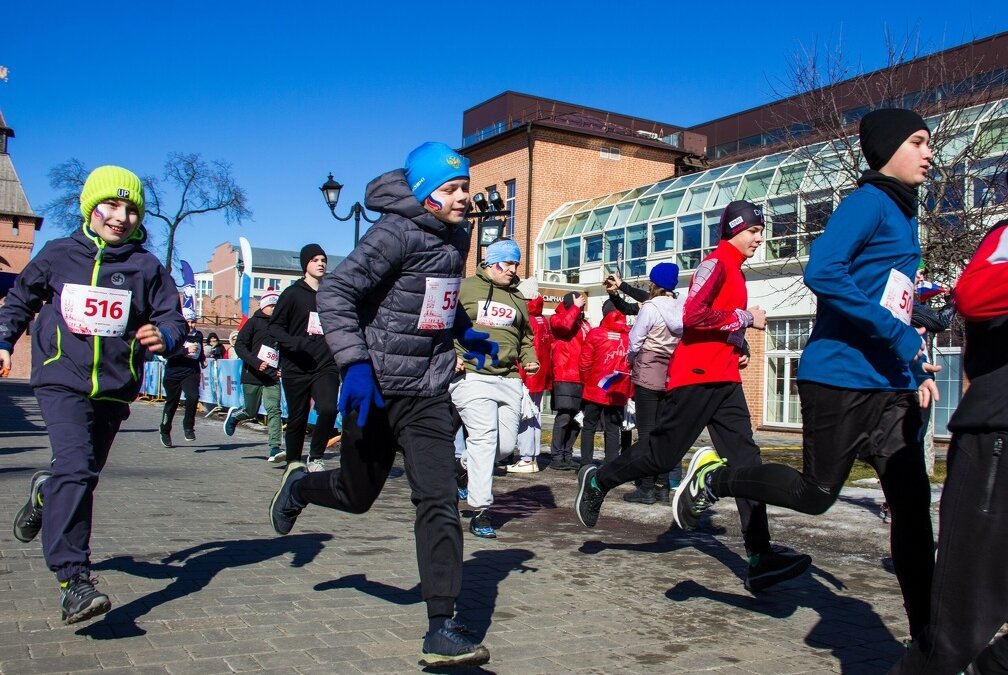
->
[320,174,380,247]
[467,190,510,265]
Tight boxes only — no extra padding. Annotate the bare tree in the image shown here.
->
[40,153,252,269]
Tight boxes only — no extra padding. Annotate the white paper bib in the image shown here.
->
[418,277,462,330]
[476,300,517,328]
[879,268,914,325]
[307,311,323,335]
[60,283,132,336]
[257,344,279,368]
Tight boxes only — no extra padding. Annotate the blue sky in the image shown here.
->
[3,2,1006,276]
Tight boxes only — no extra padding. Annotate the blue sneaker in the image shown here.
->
[269,462,307,535]
[469,509,496,538]
[418,618,490,668]
[223,406,241,436]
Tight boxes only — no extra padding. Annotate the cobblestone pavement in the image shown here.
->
[0,379,938,674]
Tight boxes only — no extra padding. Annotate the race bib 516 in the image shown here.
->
[60,283,132,336]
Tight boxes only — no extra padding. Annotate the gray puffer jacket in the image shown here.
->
[317,169,470,397]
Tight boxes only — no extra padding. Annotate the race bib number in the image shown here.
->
[879,268,914,325]
[418,277,461,330]
[306,311,323,335]
[184,339,203,360]
[257,344,279,368]
[476,300,516,328]
[60,283,132,336]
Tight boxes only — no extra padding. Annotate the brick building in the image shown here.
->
[0,108,43,380]
[459,92,707,280]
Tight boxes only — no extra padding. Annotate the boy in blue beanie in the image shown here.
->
[2,165,187,624]
[268,141,493,668]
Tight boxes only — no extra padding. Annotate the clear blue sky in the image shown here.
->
[3,1,1006,277]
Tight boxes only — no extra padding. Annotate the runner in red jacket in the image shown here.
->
[548,292,590,469]
[578,301,632,467]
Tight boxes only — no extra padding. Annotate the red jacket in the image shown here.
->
[668,239,751,389]
[519,295,554,393]
[580,310,632,406]
[549,301,590,384]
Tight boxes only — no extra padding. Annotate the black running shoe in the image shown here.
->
[575,465,606,528]
[60,574,111,624]
[159,432,173,448]
[455,457,468,502]
[745,547,813,592]
[270,462,307,535]
[183,428,196,442]
[13,470,51,543]
[623,488,656,504]
[418,618,491,668]
[469,509,496,538]
[672,447,724,531]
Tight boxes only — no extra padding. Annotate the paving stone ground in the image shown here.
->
[0,379,937,674]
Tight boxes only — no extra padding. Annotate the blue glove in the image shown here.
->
[338,362,385,427]
[457,327,499,370]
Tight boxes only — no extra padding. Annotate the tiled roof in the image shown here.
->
[0,153,39,219]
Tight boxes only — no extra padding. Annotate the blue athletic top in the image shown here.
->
[797,184,929,391]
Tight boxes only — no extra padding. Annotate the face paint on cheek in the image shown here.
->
[93,206,107,221]
[425,195,444,212]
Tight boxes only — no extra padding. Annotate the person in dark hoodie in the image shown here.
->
[889,216,1008,673]
[159,307,206,447]
[676,109,939,640]
[4,165,186,625]
[223,288,283,461]
[267,141,495,668]
[268,244,339,472]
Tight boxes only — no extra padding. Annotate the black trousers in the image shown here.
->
[295,393,462,619]
[889,430,1008,674]
[708,381,934,637]
[633,385,673,490]
[36,386,129,581]
[161,372,199,434]
[597,382,771,555]
[281,369,339,463]
[580,401,623,466]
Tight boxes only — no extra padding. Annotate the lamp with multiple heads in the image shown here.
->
[319,173,380,247]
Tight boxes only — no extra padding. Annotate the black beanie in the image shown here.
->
[859,109,930,171]
[720,200,765,240]
[562,292,579,309]
[602,299,618,318]
[300,243,326,271]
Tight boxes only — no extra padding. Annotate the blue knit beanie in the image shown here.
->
[404,142,470,202]
[484,239,521,266]
[648,262,679,290]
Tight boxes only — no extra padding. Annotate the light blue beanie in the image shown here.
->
[404,142,470,202]
[484,239,521,266]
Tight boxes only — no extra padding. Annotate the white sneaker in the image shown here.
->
[307,458,326,473]
[507,458,539,473]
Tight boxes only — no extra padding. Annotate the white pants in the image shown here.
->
[516,391,543,460]
[449,373,522,510]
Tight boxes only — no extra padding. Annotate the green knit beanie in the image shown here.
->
[80,165,145,224]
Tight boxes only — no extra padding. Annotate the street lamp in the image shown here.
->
[467,191,510,265]
[319,174,380,247]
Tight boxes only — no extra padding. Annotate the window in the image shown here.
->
[197,279,213,297]
[932,347,963,437]
[677,214,702,270]
[652,220,675,253]
[584,234,603,263]
[973,156,1008,207]
[626,224,648,278]
[267,278,281,290]
[600,146,621,160]
[766,197,800,260]
[253,277,265,290]
[505,180,516,237]
[765,318,813,426]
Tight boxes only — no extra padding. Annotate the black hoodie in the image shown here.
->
[268,279,337,376]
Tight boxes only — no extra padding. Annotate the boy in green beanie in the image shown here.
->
[1,165,187,624]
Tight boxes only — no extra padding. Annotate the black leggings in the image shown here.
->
[580,402,623,466]
[708,382,934,637]
[161,373,199,434]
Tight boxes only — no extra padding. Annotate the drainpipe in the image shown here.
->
[525,122,534,279]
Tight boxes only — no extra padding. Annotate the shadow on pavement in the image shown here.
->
[84,533,333,639]
[315,548,537,643]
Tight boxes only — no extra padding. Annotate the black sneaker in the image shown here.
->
[270,461,307,535]
[183,428,196,442]
[672,447,725,531]
[60,574,111,624]
[469,509,496,538]
[575,465,606,528]
[745,547,813,592]
[455,457,468,502]
[223,406,241,436]
[623,488,656,504]
[159,432,173,448]
[418,618,490,668]
[13,470,51,543]
[654,486,670,504]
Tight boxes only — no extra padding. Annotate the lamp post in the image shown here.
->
[319,174,380,247]
[468,190,510,265]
